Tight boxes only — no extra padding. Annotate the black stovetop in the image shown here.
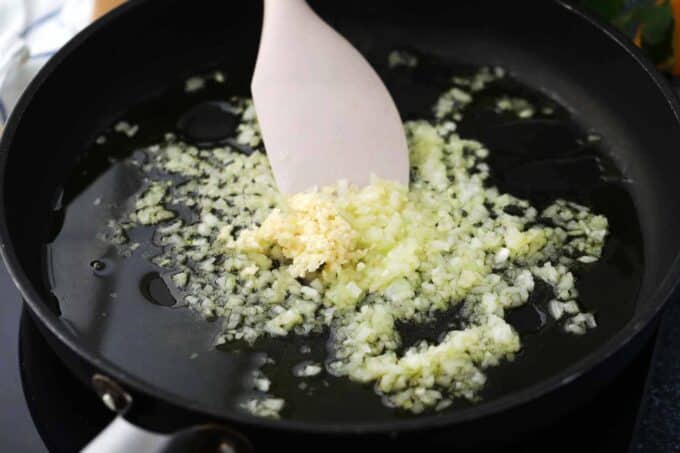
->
[1,257,679,452]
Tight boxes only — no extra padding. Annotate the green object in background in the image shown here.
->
[636,3,673,44]
[581,0,626,21]
[580,0,678,73]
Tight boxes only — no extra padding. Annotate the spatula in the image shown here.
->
[251,0,409,194]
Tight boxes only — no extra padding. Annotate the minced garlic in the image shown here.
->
[231,190,363,277]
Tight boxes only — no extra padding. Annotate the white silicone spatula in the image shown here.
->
[251,0,409,194]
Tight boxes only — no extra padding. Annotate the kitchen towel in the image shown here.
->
[0,0,93,128]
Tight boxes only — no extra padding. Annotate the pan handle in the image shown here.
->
[82,417,253,453]
[81,416,169,453]
[81,374,253,453]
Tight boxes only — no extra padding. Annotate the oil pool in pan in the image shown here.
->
[46,52,643,421]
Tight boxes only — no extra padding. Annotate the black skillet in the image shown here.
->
[2,0,680,451]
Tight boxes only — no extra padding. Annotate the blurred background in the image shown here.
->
[0,0,123,127]
[0,0,678,128]
[581,0,680,74]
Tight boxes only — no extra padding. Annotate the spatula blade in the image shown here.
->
[251,0,409,194]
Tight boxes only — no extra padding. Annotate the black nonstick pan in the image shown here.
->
[2,0,680,451]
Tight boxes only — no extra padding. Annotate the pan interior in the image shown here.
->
[4,0,680,428]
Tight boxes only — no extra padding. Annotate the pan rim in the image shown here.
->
[0,0,679,436]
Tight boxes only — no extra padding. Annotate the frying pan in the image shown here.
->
[2,0,680,451]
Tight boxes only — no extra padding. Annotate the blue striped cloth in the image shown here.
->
[0,0,93,128]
